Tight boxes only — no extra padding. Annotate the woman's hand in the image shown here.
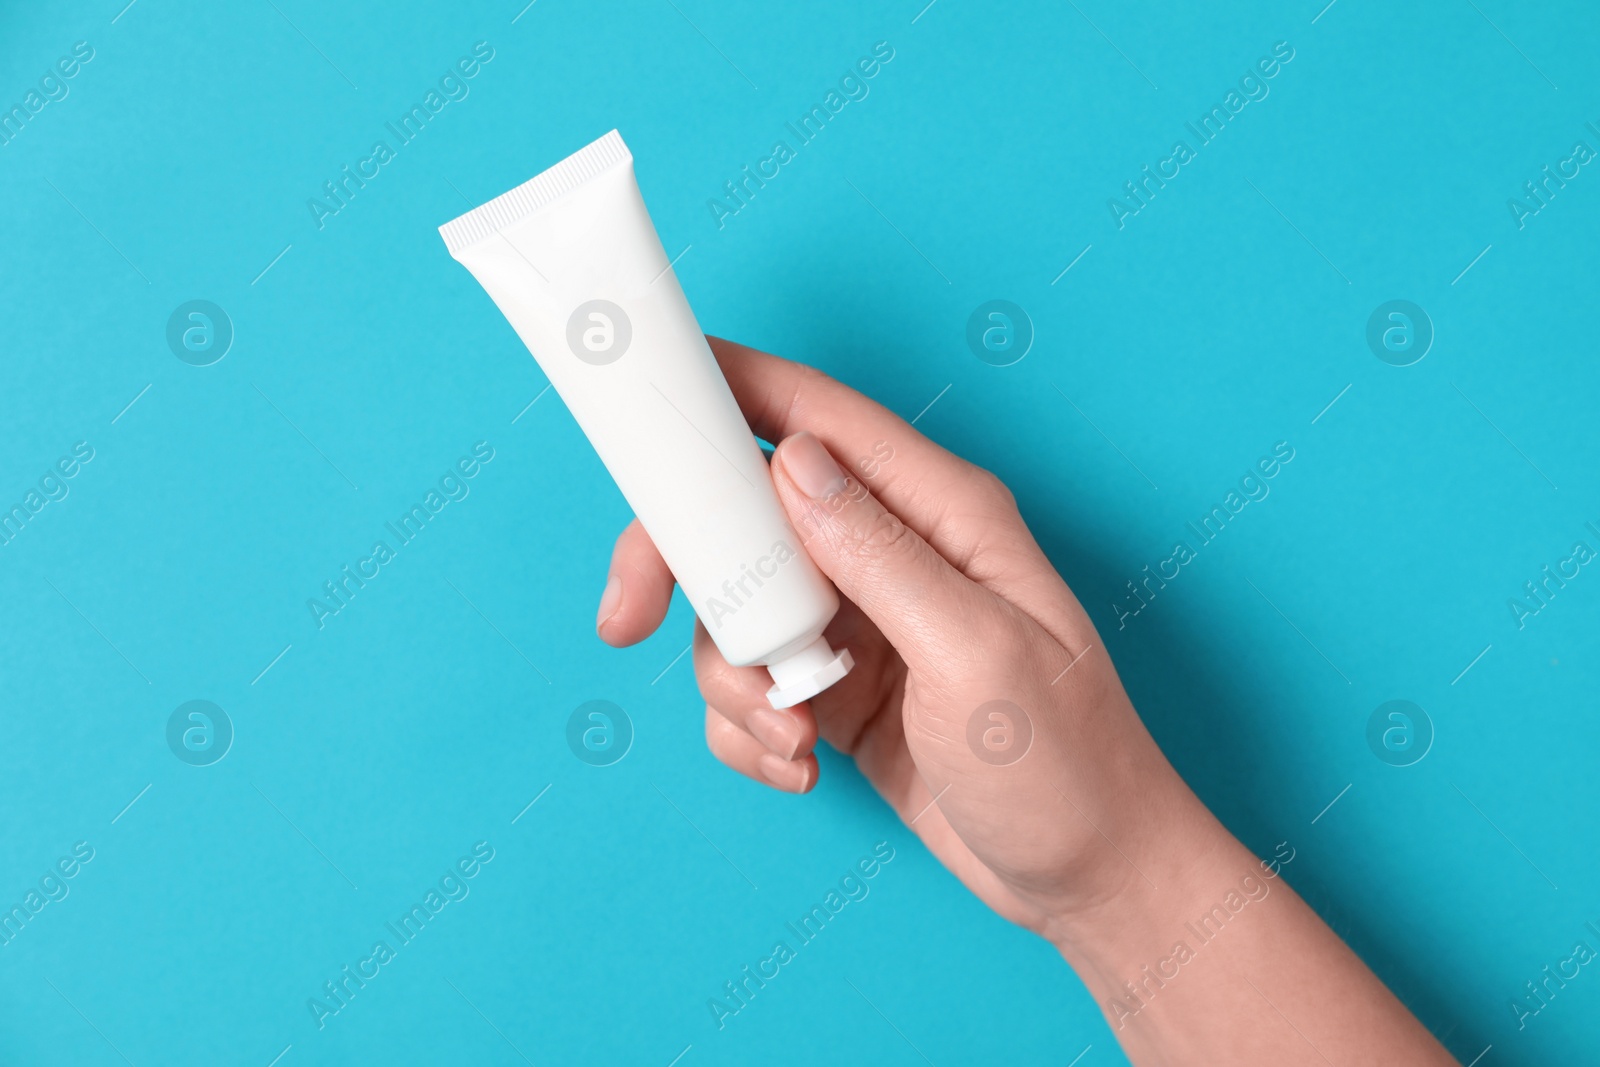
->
[596,338,1454,1065]
[596,337,1189,940]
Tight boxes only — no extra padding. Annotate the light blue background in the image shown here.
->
[2,1,1597,1063]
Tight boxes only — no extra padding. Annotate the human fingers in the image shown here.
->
[705,703,818,794]
[709,336,996,526]
[692,621,817,762]
[595,518,677,647]
[769,430,1009,681]
[710,336,1085,646]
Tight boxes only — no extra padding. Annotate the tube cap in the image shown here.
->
[765,636,854,709]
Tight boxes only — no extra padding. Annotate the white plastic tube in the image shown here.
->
[439,130,852,709]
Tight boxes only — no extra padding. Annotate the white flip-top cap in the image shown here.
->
[765,636,854,709]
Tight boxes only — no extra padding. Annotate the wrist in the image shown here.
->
[1041,778,1245,966]
[1042,797,1303,1035]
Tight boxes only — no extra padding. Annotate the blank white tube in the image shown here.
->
[439,130,852,708]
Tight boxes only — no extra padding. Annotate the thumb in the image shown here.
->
[772,431,994,676]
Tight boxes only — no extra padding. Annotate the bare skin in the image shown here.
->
[596,337,1457,1066]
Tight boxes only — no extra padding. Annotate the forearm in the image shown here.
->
[1049,789,1455,1066]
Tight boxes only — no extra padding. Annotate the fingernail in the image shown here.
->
[784,431,848,500]
[596,574,622,630]
[748,708,802,760]
[759,752,812,793]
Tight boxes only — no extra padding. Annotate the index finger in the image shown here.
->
[709,335,993,527]
[709,337,1084,651]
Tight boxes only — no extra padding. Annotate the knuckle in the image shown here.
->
[849,506,917,562]
[793,361,831,392]
[968,466,1017,514]
[703,707,740,751]
[784,363,836,428]
[695,658,748,711]
[792,362,840,405]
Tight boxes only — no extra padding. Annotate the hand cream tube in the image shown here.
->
[439,130,852,709]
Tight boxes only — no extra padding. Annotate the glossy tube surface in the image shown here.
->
[439,130,852,708]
